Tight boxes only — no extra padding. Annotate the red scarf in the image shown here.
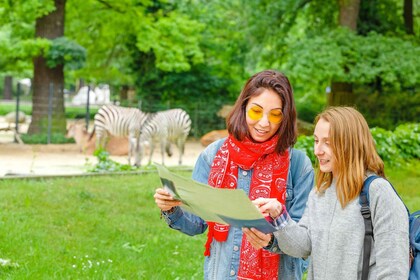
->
[205,135,290,280]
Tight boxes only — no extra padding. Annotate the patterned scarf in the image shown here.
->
[205,135,290,280]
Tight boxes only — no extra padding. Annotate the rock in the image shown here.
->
[5,111,26,124]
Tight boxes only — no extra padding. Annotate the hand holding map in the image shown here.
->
[155,163,277,234]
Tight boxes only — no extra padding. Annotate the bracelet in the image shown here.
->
[165,207,177,214]
[160,207,177,219]
[265,234,274,248]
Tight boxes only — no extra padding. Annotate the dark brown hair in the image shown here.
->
[226,70,297,153]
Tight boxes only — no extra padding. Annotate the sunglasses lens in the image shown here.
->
[268,110,282,124]
[247,107,283,124]
[247,107,263,121]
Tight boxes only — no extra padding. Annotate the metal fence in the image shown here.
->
[4,85,227,142]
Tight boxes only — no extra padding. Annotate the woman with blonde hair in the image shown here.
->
[243,106,409,279]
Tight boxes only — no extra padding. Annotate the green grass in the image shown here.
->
[0,173,204,279]
[0,102,98,120]
[386,160,420,213]
[0,161,418,279]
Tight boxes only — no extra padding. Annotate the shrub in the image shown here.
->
[393,123,420,159]
[370,127,400,165]
[295,123,420,166]
[89,149,139,173]
[294,135,316,165]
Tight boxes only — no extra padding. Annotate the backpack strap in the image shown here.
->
[359,175,412,279]
[360,175,379,280]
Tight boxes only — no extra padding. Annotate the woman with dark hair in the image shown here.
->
[154,70,314,279]
[244,106,409,279]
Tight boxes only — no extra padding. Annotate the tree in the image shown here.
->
[404,0,414,35]
[328,0,360,106]
[28,0,66,135]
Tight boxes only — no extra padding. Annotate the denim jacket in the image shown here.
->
[162,138,314,279]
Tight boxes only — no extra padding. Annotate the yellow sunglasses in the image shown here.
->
[247,106,283,124]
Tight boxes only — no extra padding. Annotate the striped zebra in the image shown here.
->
[92,104,149,165]
[138,108,191,166]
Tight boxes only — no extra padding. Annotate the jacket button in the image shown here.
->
[242,171,247,176]
[233,246,239,251]
[230,270,235,276]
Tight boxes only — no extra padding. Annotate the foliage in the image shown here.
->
[0,0,54,75]
[354,87,420,130]
[370,127,400,164]
[294,135,317,164]
[66,0,205,88]
[88,148,139,173]
[295,123,420,166]
[20,133,75,144]
[44,37,86,70]
[0,0,418,135]
[285,29,420,92]
[393,123,420,160]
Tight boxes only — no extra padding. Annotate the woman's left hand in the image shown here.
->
[242,227,273,250]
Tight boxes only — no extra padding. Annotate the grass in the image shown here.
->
[0,172,204,279]
[0,102,99,120]
[0,162,418,279]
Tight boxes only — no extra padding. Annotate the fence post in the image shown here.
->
[47,83,54,144]
[85,86,91,131]
[14,82,21,143]
[194,103,198,139]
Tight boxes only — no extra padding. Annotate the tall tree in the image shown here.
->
[28,0,66,135]
[404,0,414,34]
[329,0,360,106]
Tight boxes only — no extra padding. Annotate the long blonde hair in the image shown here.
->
[315,107,385,207]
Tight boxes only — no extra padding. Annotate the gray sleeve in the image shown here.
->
[369,178,410,279]
[274,190,314,259]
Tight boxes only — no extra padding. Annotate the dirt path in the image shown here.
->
[0,116,207,176]
[0,140,205,177]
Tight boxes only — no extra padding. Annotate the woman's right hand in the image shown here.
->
[153,188,182,211]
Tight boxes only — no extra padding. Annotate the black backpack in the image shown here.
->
[360,175,420,280]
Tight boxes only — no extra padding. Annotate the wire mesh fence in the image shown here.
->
[3,83,228,143]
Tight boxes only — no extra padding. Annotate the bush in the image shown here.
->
[294,135,316,165]
[393,123,420,160]
[89,149,139,173]
[295,123,420,166]
[370,127,400,165]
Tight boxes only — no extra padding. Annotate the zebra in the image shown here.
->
[137,108,192,166]
[91,104,149,165]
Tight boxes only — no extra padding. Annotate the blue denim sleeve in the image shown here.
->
[287,153,314,222]
[161,140,225,236]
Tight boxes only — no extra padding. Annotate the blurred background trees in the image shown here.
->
[0,0,418,135]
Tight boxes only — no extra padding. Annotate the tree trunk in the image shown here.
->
[404,0,413,35]
[338,0,360,30]
[329,0,360,106]
[3,76,13,100]
[329,82,354,106]
[28,0,67,135]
